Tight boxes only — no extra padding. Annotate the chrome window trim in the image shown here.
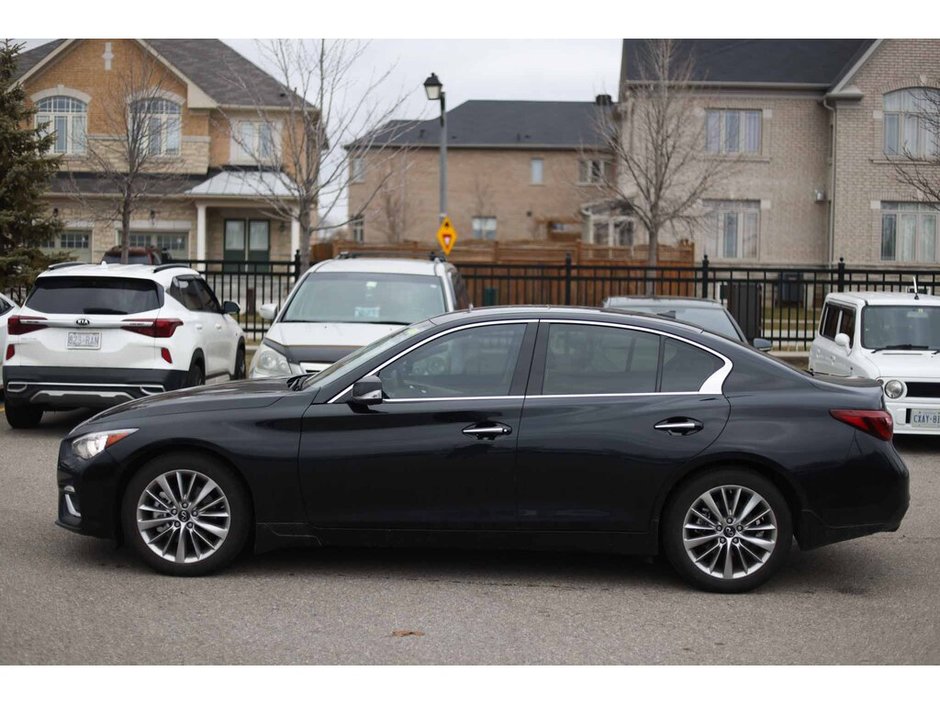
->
[385,395,524,403]
[327,319,537,403]
[327,317,733,404]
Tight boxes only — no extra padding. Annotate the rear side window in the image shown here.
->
[0,298,11,315]
[26,277,161,315]
[661,338,724,393]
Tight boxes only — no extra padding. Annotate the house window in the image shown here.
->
[351,157,365,183]
[705,109,761,154]
[129,232,189,260]
[224,219,270,271]
[472,216,497,241]
[531,158,544,185]
[881,202,938,263]
[578,159,610,184]
[40,231,92,262]
[351,217,365,243]
[703,200,760,259]
[883,89,940,158]
[35,96,87,155]
[231,120,279,163]
[131,98,181,157]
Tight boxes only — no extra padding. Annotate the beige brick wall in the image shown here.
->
[831,39,940,266]
[347,148,603,245]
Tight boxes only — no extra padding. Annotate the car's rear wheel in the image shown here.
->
[186,358,205,388]
[233,345,246,380]
[662,468,792,593]
[5,401,43,429]
[121,453,251,576]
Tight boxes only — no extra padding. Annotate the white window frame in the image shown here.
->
[35,96,87,155]
[130,98,181,157]
[40,230,92,262]
[883,89,940,159]
[880,202,939,263]
[351,217,365,243]
[230,119,281,164]
[351,156,366,183]
[530,157,544,185]
[129,232,190,260]
[702,200,760,260]
[472,216,497,241]
[705,109,762,155]
[578,158,610,185]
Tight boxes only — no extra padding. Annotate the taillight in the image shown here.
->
[5,344,13,361]
[121,319,183,338]
[830,409,894,441]
[7,315,48,335]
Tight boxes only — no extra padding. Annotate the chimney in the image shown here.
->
[595,94,613,106]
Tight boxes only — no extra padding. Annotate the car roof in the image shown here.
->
[311,257,444,277]
[604,296,725,309]
[826,291,940,306]
[37,263,200,285]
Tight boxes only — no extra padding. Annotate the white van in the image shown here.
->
[809,290,940,434]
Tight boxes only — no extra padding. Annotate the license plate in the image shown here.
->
[911,409,940,428]
[67,331,101,350]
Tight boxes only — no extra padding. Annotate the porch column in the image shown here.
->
[290,214,301,256]
[196,203,207,261]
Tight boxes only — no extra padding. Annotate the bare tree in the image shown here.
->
[890,86,940,203]
[595,39,737,270]
[224,39,411,272]
[67,46,187,264]
[374,153,413,242]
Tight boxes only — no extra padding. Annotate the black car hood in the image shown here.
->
[77,378,290,427]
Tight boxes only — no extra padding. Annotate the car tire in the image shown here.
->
[121,452,252,576]
[662,468,792,593]
[5,402,43,429]
[186,358,205,388]
[233,345,246,380]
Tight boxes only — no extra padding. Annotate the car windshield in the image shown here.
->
[25,277,161,314]
[281,272,446,325]
[861,305,940,350]
[301,319,434,390]
[608,301,742,341]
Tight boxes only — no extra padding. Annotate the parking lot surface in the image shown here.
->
[1,406,938,665]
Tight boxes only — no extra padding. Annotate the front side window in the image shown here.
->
[881,202,938,263]
[472,216,497,240]
[36,96,87,155]
[705,109,761,155]
[838,307,856,348]
[131,98,181,157]
[702,200,760,260]
[862,305,940,350]
[883,88,940,158]
[820,304,840,339]
[379,323,526,399]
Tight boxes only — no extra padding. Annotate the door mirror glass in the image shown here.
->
[259,303,278,321]
[351,375,384,405]
[834,332,851,352]
[752,337,773,352]
[222,301,240,315]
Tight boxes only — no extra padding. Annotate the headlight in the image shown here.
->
[250,342,292,377]
[882,379,905,399]
[71,429,138,460]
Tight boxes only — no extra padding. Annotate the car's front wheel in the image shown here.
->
[121,453,251,576]
[5,401,43,429]
[662,468,792,593]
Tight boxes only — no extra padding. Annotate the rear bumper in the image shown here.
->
[2,366,188,408]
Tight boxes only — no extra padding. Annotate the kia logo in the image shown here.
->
[76,318,91,327]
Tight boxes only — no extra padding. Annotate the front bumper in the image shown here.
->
[55,438,124,540]
[886,398,940,435]
[3,366,188,409]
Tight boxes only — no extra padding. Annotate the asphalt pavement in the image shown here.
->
[0,405,938,664]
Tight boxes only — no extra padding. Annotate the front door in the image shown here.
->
[298,321,536,530]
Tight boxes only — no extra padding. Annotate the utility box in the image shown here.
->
[727,281,762,342]
[778,271,804,306]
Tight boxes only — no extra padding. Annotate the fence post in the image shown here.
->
[564,252,572,306]
[701,254,710,299]
[837,256,845,293]
[293,249,301,282]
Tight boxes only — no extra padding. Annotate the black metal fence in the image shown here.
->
[4,254,939,347]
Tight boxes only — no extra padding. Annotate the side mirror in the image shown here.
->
[222,301,240,315]
[351,375,384,406]
[259,303,278,321]
[834,332,851,353]
[752,337,773,353]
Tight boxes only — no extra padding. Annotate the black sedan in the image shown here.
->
[55,307,909,592]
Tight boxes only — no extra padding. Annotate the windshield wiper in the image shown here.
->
[286,373,314,391]
[870,344,929,352]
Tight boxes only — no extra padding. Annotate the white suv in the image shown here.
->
[0,291,19,389]
[250,255,469,378]
[3,262,246,428]
[809,290,940,435]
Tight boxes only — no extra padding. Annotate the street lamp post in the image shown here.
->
[424,72,447,224]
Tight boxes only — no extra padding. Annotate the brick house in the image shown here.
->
[345,98,614,245]
[14,39,307,264]
[618,39,940,267]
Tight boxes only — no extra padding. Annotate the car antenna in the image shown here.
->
[913,275,920,300]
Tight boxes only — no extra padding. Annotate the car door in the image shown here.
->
[193,278,239,375]
[298,320,537,531]
[811,303,852,376]
[514,321,731,533]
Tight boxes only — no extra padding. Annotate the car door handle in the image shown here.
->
[462,423,512,439]
[195,324,204,330]
[654,418,704,436]
[215,323,223,330]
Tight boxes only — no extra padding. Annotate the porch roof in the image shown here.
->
[186,170,297,199]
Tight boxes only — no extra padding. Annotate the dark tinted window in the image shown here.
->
[450,270,470,309]
[607,301,742,341]
[26,277,161,314]
[838,307,856,347]
[192,279,221,313]
[380,324,526,399]
[543,324,660,395]
[0,298,11,316]
[820,304,839,339]
[661,338,723,392]
[170,277,206,312]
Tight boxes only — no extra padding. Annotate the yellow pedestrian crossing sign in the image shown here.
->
[436,217,458,256]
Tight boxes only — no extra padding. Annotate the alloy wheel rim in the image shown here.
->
[682,484,777,580]
[136,469,230,563]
